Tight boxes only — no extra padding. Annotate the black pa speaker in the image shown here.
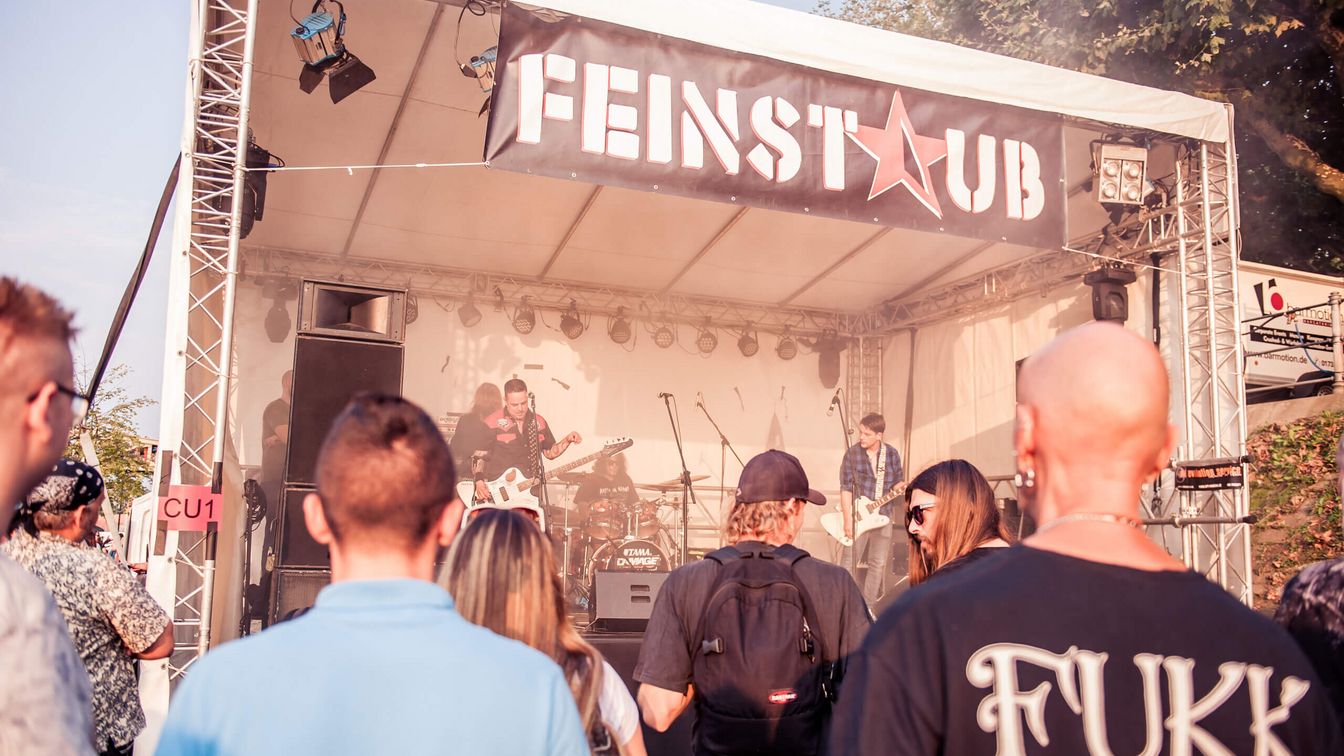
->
[591,571,669,632]
[284,335,403,485]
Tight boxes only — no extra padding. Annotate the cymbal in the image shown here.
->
[637,475,710,492]
[552,471,589,485]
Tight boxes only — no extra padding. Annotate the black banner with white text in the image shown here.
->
[484,4,1068,248]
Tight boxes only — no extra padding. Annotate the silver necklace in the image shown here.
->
[1035,512,1143,536]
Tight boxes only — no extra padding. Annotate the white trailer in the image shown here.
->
[1240,260,1344,399]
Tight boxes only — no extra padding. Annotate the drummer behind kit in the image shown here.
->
[819,481,909,547]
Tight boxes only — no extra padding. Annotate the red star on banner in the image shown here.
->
[847,91,948,217]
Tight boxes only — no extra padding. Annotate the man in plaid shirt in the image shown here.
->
[839,413,904,606]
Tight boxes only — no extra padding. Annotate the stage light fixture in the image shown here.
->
[512,296,536,335]
[262,283,297,343]
[608,307,632,345]
[458,297,482,328]
[560,299,585,340]
[291,1,377,104]
[1094,141,1148,206]
[737,327,759,357]
[493,287,505,312]
[653,325,675,349]
[776,329,798,360]
[459,46,498,93]
[1083,265,1138,322]
[696,319,718,354]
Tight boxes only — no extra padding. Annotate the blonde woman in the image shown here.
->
[440,509,646,756]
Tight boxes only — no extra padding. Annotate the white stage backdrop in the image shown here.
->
[227,278,858,558]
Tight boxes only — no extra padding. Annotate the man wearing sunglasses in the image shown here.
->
[0,276,96,753]
[831,323,1341,754]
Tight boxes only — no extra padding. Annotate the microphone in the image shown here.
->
[827,389,841,416]
[696,391,704,407]
[658,392,673,399]
[551,378,571,390]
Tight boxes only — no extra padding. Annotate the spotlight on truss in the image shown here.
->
[608,307,632,345]
[1094,141,1147,206]
[459,46,499,93]
[458,297,481,328]
[653,325,675,349]
[560,299,585,340]
[737,327,759,357]
[776,329,798,360]
[696,319,718,354]
[291,1,377,104]
[512,296,536,335]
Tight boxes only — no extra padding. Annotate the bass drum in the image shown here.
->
[590,538,669,572]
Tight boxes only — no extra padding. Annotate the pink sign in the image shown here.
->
[158,485,221,531]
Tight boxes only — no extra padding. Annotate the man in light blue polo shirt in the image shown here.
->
[157,393,588,756]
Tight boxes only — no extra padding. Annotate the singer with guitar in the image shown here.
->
[838,413,904,606]
[471,378,582,505]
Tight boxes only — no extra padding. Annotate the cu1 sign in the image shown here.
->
[158,484,221,531]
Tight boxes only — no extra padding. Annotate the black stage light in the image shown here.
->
[560,300,585,340]
[513,296,536,335]
[608,307,632,345]
[696,319,718,354]
[263,284,296,343]
[737,327,759,357]
[777,329,798,360]
[291,2,376,104]
[458,298,481,328]
[653,325,675,349]
[1083,266,1137,322]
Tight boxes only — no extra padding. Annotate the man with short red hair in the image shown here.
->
[0,276,95,754]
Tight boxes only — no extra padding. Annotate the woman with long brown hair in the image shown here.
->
[904,458,1013,586]
[440,509,646,756]
[449,382,502,477]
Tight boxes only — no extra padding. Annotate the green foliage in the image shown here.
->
[63,365,155,515]
[1246,410,1343,605]
[816,0,1344,275]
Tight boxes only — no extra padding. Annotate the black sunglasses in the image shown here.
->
[905,503,937,527]
[28,382,91,422]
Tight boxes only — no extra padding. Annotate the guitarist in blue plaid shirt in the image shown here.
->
[839,413,904,606]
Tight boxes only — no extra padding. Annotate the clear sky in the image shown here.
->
[0,0,816,436]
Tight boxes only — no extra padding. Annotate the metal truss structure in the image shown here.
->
[152,0,258,689]
[871,139,1250,602]
[244,246,882,338]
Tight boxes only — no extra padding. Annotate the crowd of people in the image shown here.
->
[3,272,1344,755]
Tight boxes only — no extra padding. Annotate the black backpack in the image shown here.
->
[690,544,836,756]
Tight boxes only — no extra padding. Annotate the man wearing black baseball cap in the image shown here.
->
[635,450,870,755]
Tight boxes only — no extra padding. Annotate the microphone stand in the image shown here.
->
[834,388,858,573]
[697,397,744,515]
[661,394,696,566]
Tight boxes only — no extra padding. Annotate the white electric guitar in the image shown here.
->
[457,438,634,516]
[820,481,909,547]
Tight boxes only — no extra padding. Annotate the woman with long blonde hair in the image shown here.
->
[904,459,1013,586]
[440,509,646,756]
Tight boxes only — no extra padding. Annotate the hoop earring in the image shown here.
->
[1013,468,1036,489]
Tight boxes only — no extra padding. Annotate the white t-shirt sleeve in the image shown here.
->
[598,659,640,745]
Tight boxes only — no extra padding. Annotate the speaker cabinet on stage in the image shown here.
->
[267,281,405,625]
[591,571,669,632]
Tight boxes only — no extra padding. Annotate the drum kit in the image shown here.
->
[546,473,709,609]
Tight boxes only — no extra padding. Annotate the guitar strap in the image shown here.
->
[525,412,541,479]
[873,445,886,501]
